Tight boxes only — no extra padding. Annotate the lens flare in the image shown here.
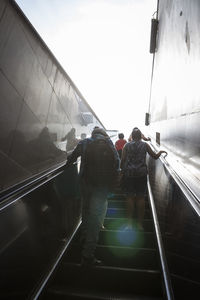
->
[117,225,137,246]
[103,219,145,258]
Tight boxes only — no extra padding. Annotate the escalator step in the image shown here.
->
[50,263,163,297]
[106,208,151,218]
[107,194,126,200]
[71,229,156,249]
[64,244,158,269]
[44,286,164,300]
[107,200,150,210]
[98,230,156,248]
[103,218,154,232]
[108,200,127,209]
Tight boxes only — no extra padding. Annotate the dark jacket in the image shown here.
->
[65,133,120,178]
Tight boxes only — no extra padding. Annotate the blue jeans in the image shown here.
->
[80,179,108,259]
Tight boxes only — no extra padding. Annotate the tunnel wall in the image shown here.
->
[146,0,200,297]
[147,0,200,198]
[0,0,103,193]
[147,155,200,299]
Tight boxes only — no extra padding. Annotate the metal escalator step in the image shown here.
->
[103,218,154,232]
[108,200,127,209]
[71,229,156,249]
[50,263,163,297]
[107,194,126,200]
[96,245,158,269]
[98,230,156,248]
[106,208,151,218]
[107,200,150,210]
[64,244,158,270]
[44,285,164,300]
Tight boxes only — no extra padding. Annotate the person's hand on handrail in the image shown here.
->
[159,150,168,158]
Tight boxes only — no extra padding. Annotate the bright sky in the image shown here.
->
[16,0,157,138]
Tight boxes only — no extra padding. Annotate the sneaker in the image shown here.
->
[101,225,106,230]
[81,256,103,267]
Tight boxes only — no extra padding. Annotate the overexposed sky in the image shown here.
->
[16,0,157,138]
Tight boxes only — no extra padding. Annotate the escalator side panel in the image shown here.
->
[147,156,200,298]
[0,165,81,299]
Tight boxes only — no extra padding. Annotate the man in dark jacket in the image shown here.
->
[65,128,120,266]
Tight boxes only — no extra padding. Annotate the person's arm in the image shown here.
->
[65,141,82,167]
[107,139,120,170]
[146,143,167,159]
[120,144,127,169]
[61,134,67,141]
[141,133,151,141]
[128,134,132,142]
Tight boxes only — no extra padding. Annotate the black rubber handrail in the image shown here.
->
[0,167,64,212]
[0,160,78,211]
[147,176,175,300]
[0,162,66,202]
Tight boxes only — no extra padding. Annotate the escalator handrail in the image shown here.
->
[151,143,200,217]
[0,161,78,211]
[0,167,63,212]
[0,162,66,203]
[147,176,175,300]
[30,219,82,300]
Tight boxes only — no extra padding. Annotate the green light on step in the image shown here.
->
[103,220,145,258]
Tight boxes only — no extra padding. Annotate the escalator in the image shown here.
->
[1,1,200,299]
[0,157,199,299]
[38,183,172,300]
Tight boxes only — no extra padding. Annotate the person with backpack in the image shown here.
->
[65,127,120,267]
[120,127,167,230]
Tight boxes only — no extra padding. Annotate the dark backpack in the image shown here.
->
[84,138,117,187]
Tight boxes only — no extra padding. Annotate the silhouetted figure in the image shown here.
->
[65,127,119,267]
[128,127,151,142]
[62,128,79,152]
[120,127,167,230]
[80,133,87,140]
[115,133,127,159]
[27,127,64,169]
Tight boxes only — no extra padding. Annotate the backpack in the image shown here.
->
[123,141,147,178]
[84,138,117,187]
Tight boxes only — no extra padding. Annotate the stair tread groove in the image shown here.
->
[61,262,161,273]
[47,285,163,300]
